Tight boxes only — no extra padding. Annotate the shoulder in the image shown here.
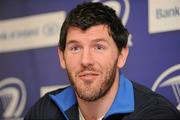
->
[24,87,67,120]
[130,81,180,119]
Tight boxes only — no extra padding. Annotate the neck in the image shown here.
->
[77,71,119,120]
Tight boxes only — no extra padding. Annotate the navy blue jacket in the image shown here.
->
[25,75,180,120]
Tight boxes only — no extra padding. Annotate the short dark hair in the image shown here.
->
[59,2,129,52]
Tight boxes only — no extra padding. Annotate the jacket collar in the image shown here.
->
[50,73,134,119]
[104,73,134,118]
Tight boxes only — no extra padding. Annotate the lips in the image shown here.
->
[78,71,99,81]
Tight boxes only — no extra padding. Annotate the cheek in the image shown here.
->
[64,55,81,71]
[95,57,117,74]
[95,52,118,67]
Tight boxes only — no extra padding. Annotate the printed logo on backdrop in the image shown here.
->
[0,11,66,53]
[152,64,180,110]
[93,0,133,46]
[148,0,180,33]
[42,22,59,36]
[0,77,27,119]
[0,0,132,53]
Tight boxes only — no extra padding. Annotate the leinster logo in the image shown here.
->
[152,64,180,110]
[0,77,27,119]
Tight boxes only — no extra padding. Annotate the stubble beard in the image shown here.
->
[66,61,118,102]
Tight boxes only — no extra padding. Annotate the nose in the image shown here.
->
[81,48,93,67]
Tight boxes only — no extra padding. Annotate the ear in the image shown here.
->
[58,49,66,69]
[117,47,129,68]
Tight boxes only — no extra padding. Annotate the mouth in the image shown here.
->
[78,72,99,81]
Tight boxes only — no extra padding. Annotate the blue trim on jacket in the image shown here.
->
[50,74,134,119]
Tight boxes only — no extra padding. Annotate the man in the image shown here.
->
[25,2,180,120]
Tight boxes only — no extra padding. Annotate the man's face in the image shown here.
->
[59,25,127,101]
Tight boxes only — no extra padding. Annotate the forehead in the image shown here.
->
[66,25,113,43]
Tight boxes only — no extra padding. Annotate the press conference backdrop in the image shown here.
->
[0,0,180,119]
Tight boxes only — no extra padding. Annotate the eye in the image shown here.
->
[94,44,106,51]
[69,45,81,53]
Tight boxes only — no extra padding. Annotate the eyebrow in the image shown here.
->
[92,38,108,43]
[91,39,110,46]
[66,40,79,45]
[66,38,109,46]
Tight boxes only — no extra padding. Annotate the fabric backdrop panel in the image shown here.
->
[0,0,179,119]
